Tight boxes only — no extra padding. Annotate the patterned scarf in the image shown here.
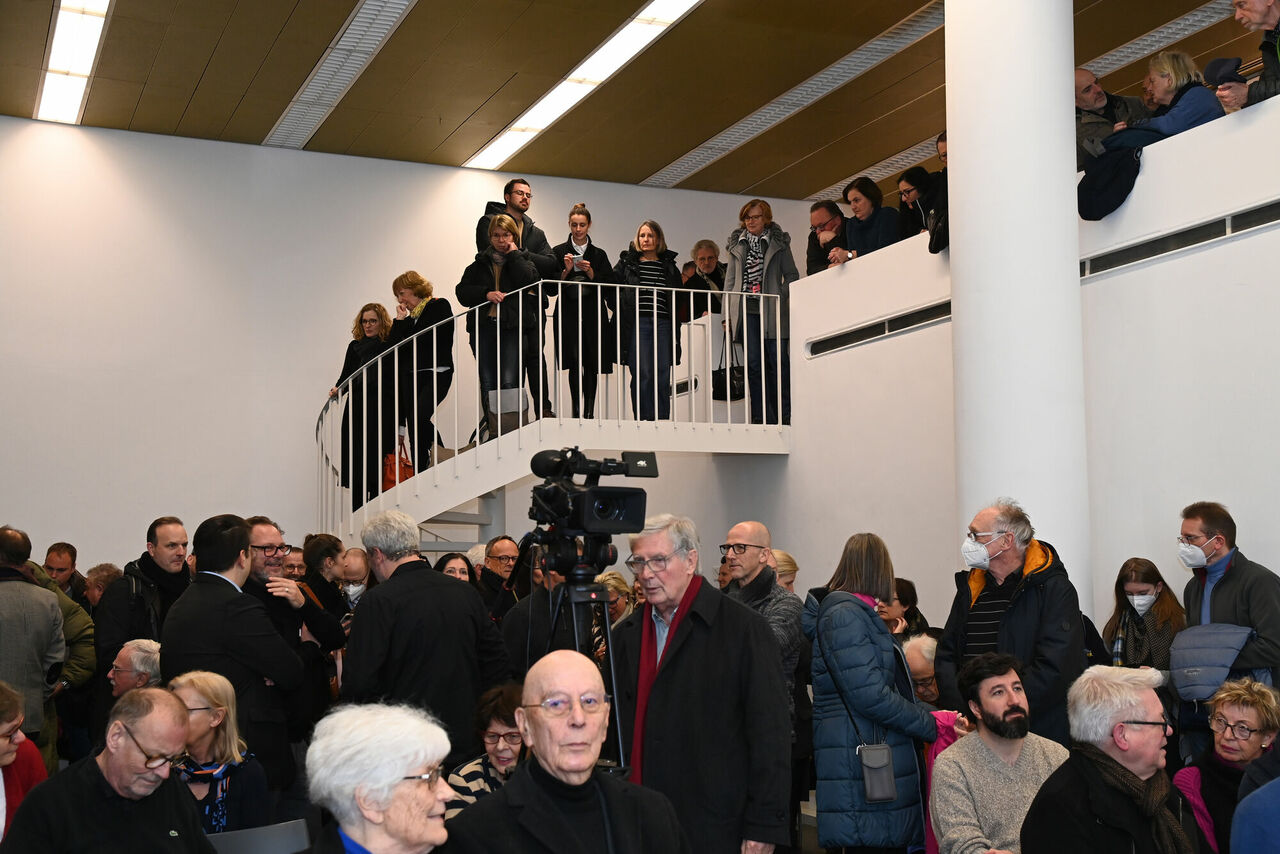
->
[1074,742,1195,854]
[744,233,765,294]
[177,757,236,833]
[1112,607,1175,670]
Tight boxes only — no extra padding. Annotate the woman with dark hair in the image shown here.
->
[302,533,350,620]
[456,214,542,436]
[803,533,938,853]
[445,682,524,819]
[829,176,902,268]
[896,166,933,240]
[330,303,397,508]
[1173,679,1280,853]
[435,552,480,591]
[389,271,455,469]
[613,219,684,421]
[1101,557,1186,671]
[724,198,800,425]
[877,577,930,638]
[170,670,270,834]
[551,203,616,419]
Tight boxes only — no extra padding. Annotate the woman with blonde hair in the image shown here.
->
[551,203,616,419]
[168,670,269,834]
[1114,51,1223,138]
[613,219,684,421]
[595,569,635,627]
[389,271,455,470]
[330,302,396,508]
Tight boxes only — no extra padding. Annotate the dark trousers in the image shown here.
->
[520,321,553,415]
[744,311,790,424]
[627,316,672,420]
[477,317,524,416]
[403,370,453,469]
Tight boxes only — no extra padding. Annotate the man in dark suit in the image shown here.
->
[159,514,303,794]
[340,509,509,769]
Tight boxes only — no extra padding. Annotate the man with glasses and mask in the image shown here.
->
[2,687,214,852]
[161,514,303,800]
[441,650,691,853]
[935,498,1085,747]
[805,201,848,275]
[1179,501,1280,685]
[611,514,790,854]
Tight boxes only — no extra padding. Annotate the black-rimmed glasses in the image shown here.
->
[1121,714,1171,731]
[719,543,765,557]
[250,544,292,556]
[120,722,189,769]
[482,731,523,746]
[1210,714,1262,740]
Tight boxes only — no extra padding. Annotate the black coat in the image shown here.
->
[475,201,560,279]
[934,540,1086,746]
[333,335,396,494]
[339,560,510,768]
[805,219,847,276]
[160,573,304,789]
[439,762,693,854]
[612,579,791,853]
[388,296,455,373]
[455,248,543,339]
[502,583,594,679]
[613,247,685,365]
[1021,751,1199,854]
[550,237,617,370]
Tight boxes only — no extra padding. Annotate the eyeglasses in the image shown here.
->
[184,706,213,715]
[0,716,25,743]
[912,675,937,691]
[624,551,684,573]
[719,543,766,557]
[486,554,518,565]
[120,722,189,769]
[108,664,142,675]
[899,186,918,198]
[1210,714,1262,740]
[965,530,1006,542]
[509,189,532,199]
[810,215,840,233]
[360,318,380,324]
[523,693,611,717]
[743,213,764,222]
[402,765,444,787]
[1176,533,1215,545]
[250,544,292,556]
[482,731,524,746]
[1121,714,1172,731]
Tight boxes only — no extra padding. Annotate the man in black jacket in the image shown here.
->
[475,178,558,415]
[160,514,303,793]
[340,510,509,769]
[92,515,189,740]
[613,514,789,854]
[805,202,847,276]
[1234,0,1280,106]
[935,498,1085,746]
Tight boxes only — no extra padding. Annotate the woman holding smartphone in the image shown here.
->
[551,203,616,419]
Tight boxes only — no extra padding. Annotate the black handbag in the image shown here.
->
[712,343,745,401]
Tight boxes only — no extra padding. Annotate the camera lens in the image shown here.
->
[593,498,619,521]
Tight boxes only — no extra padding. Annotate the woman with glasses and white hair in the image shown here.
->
[1173,678,1280,853]
[168,670,268,835]
[307,703,453,854]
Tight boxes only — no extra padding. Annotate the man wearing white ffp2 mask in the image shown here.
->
[934,499,1087,747]
[1178,501,1280,684]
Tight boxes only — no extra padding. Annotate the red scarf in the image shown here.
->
[629,574,702,784]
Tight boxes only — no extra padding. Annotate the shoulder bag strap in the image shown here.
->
[815,597,876,746]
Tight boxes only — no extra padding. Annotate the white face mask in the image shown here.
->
[1178,541,1209,570]
[961,534,1005,569]
[345,582,366,601]
[1127,593,1157,616]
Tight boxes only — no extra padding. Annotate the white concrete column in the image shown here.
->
[947,0,1092,608]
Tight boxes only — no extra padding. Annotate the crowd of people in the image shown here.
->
[2,493,1279,853]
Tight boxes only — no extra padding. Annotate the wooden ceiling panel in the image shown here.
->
[130,81,196,133]
[117,0,181,25]
[0,0,53,117]
[508,0,935,184]
[676,31,945,194]
[94,14,167,83]
[80,77,143,127]
[219,91,290,143]
[1073,0,1208,65]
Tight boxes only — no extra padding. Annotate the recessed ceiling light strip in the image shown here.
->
[806,0,1234,200]
[35,0,112,124]
[463,0,704,171]
[640,1,944,188]
[263,0,417,149]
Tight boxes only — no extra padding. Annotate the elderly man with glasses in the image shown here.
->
[3,687,214,853]
[934,498,1086,747]
[609,514,790,854]
[440,650,691,853]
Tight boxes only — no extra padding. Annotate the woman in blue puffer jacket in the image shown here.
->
[802,532,938,853]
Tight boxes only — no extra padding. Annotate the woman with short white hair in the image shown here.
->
[307,704,453,853]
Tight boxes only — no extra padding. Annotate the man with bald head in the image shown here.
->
[441,650,691,853]
[1075,68,1148,169]
[2,687,214,852]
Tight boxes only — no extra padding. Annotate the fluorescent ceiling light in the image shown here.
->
[35,3,111,124]
[36,73,89,123]
[464,0,703,170]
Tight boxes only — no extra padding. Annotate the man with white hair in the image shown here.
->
[613,514,790,854]
[1021,666,1197,853]
[904,634,940,706]
[440,650,691,852]
[1234,0,1280,106]
[308,703,454,854]
[107,638,161,698]
[341,510,508,769]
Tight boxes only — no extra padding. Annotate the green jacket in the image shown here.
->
[26,561,96,687]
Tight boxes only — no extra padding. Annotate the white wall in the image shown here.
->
[0,116,810,567]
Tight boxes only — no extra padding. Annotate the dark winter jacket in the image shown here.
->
[802,588,937,849]
[845,206,903,260]
[455,248,543,340]
[806,216,847,276]
[612,580,791,853]
[1021,750,1199,854]
[935,539,1085,746]
[723,222,799,341]
[613,247,685,366]
[474,201,559,279]
[1077,92,1150,168]
[550,237,617,370]
[1133,80,1224,138]
[388,296,455,374]
[725,567,803,726]
[1183,550,1280,684]
[1246,28,1280,107]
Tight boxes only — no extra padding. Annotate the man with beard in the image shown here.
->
[929,654,1067,854]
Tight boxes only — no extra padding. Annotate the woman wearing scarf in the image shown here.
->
[456,215,540,437]
[390,271,454,471]
[724,199,799,425]
[169,670,269,834]
[551,202,616,419]
[1102,558,1186,672]
[613,220,684,421]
